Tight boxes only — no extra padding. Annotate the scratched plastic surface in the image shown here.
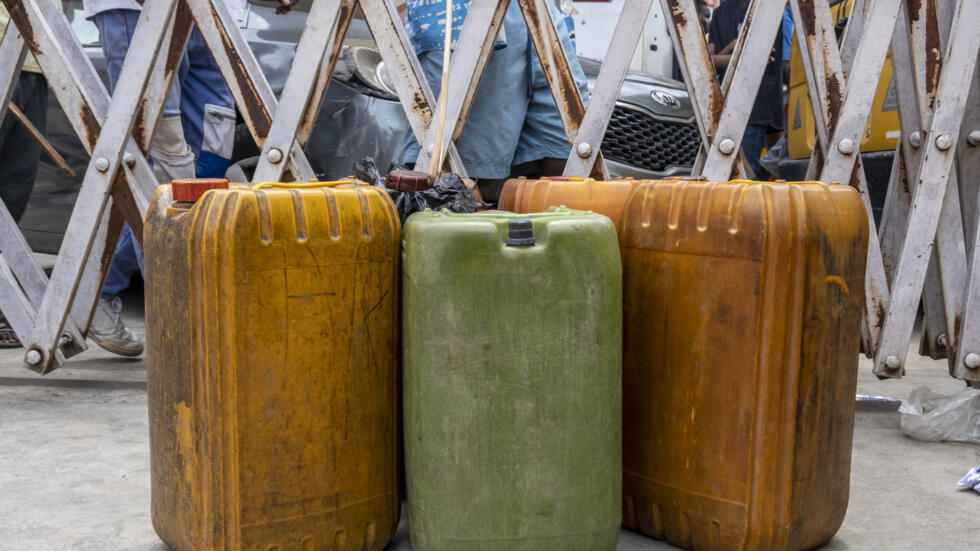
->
[402,208,622,551]
[498,177,640,229]
[620,180,869,551]
[144,182,400,551]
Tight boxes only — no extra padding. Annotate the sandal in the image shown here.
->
[0,317,21,348]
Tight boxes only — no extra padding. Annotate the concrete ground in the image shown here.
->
[0,292,977,550]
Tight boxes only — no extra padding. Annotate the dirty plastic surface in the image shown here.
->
[355,157,487,222]
[900,386,980,444]
[144,182,401,550]
[498,177,640,229]
[402,208,622,551]
[620,180,869,551]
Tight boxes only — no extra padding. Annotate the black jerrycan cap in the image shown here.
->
[506,219,536,247]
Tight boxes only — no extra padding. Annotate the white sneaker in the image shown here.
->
[89,296,144,357]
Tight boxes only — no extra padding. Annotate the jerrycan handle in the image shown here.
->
[251,180,358,190]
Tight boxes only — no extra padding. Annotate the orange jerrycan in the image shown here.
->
[144,179,401,551]
[498,177,640,229]
[620,180,868,551]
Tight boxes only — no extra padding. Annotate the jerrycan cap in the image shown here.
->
[506,219,535,247]
[172,178,229,202]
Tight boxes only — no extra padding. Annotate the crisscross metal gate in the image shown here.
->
[0,0,977,378]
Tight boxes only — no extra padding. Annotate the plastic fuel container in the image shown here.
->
[402,208,622,551]
[620,180,868,551]
[144,179,401,551]
[498,177,640,229]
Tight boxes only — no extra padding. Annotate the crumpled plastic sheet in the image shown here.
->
[898,385,980,444]
[958,466,980,494]
[354,157,488,223]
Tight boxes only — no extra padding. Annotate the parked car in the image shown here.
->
[17,0,700,253]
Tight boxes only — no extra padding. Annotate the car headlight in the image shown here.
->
[335,45,398,101]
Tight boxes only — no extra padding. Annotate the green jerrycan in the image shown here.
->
[402,208,622,551]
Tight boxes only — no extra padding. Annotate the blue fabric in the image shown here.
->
[782,6,794,62]
[179,28,236,168]
[741,124,767,176]
[401,3,589,178]
[405,0,504,54]
[197,150,231,179]
[96,9,234,297]
[94,11,234,162]
[102,223,140,298]
[95,10,182,118]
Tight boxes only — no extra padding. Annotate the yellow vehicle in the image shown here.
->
[781,0,899,219]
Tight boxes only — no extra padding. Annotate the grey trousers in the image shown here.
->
[0,72,48,223]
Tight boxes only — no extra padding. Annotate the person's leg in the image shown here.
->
[88,9,148,356]
[512,12,590,174]
[179,28,236,178]
[0,73,47,348]
[400,4,531,188]
[0,73,46,223]
[741,124,767,178]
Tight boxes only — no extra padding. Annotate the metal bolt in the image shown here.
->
[123,153,135,167]
[266,148,284,164]
[884,355,902,370]
[908,131,923,148]
[25,350,41,366]
[58,335,72,347]
[935,134,953,151]
[965,353,980,369]
[936,333,948,348]
[576,142,593,158]
[718,138,736,155]
[968,130,980,147]
[94,157,110,172]
[837,138,855,155]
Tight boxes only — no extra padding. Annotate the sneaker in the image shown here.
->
[89,296,144,357]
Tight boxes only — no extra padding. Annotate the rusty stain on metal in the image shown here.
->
[209,2,271,139]
[165,6,193,83]
[2,1,39,52]
[824,72,843,132]
[411,90,433,126]
[519,0,586,128]
[109,173,144,241]
[298,0,355,146]
[922,0,941,105]
[132,100,148,151]
[906,0,922,21]
[667,0,687,27]
[79,103,101,151]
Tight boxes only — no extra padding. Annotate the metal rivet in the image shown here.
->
[123,153,135,167]
[94,157,110,172]
[837,138,855,155]
[908,131,922,148]
[885,355,901,370]
[937,333,947,348]
[968,130,980,147]
[576,142,593,158]
[25,350,41,366]
[718,138,736,155]
[935,134,953,151]
[267,148,284,164]
[965,353,980,369]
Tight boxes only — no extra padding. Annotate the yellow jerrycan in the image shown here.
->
[144,179,401,551]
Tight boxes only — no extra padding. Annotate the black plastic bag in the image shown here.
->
[354,157,488,223]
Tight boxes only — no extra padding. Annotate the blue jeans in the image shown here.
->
[400,3,590,179]
[741,124,767,178]
[97,9,235,298]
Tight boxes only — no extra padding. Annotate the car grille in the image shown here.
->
[601,106,701,171]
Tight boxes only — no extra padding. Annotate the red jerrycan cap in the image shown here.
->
[172,178,229,202]
[386,169,430,192]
